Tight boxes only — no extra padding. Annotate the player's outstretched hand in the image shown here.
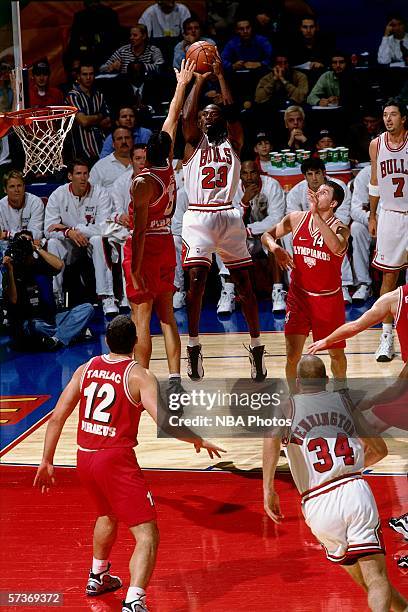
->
[307,188,318,214]
[264,490,284,524]
[174,58,196,86]
[274,245,294,271]
[194,438,226,459]
[307,339,328,354]
[33,461,55,494]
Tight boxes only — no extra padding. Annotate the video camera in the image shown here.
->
[4,231,34,266]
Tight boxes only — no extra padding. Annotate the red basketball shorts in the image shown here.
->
[285,285,346,348]
[77,447,157,527]
[123,233,176,304]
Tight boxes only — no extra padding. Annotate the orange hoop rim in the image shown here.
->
[5,106,77,126]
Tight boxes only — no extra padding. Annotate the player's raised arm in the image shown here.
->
[368,137,380,238]
[308,291,397,354]
[33,365,84,492]
[263,435,284,523]
[161,58,196,156]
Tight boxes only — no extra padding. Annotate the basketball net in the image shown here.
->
[8,106,77,176]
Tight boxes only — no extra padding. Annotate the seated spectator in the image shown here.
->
[114,61,163,113]
[312,128,335,154]
[253,131,274,175]
[288,15,333,75]
[65,61,111,165]
[139,0,190,39]
[0,171,44,241]
[45,159,118,316]
[277,105,312,151]
[66,0,123,68]
[173,18,216,70]
[90,127,132,189]
[100,106,152,158]
[347,107,382,165]
[234,159,287,312]
[285,156,352,302]
[2,230,94,351]
[99,24,164,77]
[28,59,63,108]
[221,17,272,103]
[377,14,408,65]
[207,0,240,44]
[255,53,308,108]
[247,0,283,41]
[307,52,348,107]
[347,165,375,301]
[59,57,81,98]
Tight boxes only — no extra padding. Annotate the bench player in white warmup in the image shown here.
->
[263,355,408,612]
[181,57,266,382]
[369,99,408,362]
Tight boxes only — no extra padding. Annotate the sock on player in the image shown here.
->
[188,336,200,347]
[382,323,393,335]
[92,557,109,574]
[250,337,262,348]
[126,587,146,603]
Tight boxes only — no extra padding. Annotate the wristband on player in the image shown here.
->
[368,183,379,197]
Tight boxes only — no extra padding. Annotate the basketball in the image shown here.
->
[186,41,217,74]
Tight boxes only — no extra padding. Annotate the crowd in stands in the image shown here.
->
[1,0,408,350]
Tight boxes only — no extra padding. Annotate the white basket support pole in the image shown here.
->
[11,1,24,110]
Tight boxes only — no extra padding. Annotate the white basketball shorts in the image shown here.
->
[302,478,385,565]
[181,207,252,270]
[372,209,408,272]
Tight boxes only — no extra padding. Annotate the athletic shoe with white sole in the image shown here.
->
[86,563,122,596]
[248,345,267,382]
[187,344,204,380]
[173,290,186,309]
[352,284,371,302]
[217,290,235,315]
[102,296,119,316]
[375,332,395,362]
[272,287,287,312]
[122,597,148,612]
[389,513,408,540]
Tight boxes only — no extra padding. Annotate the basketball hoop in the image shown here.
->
[5,106,77,176]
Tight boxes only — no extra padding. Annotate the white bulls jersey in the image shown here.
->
[376,131,408,211]
[183,134,240,211]
[283,391,365,503]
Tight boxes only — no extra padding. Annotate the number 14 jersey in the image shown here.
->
[77,355,143,450]
[183,134,240,210]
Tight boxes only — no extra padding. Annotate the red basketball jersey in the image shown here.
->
[77,355,143,450]
[291,211,346,296]
[396,284,408,363]
[129,164,176,235]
